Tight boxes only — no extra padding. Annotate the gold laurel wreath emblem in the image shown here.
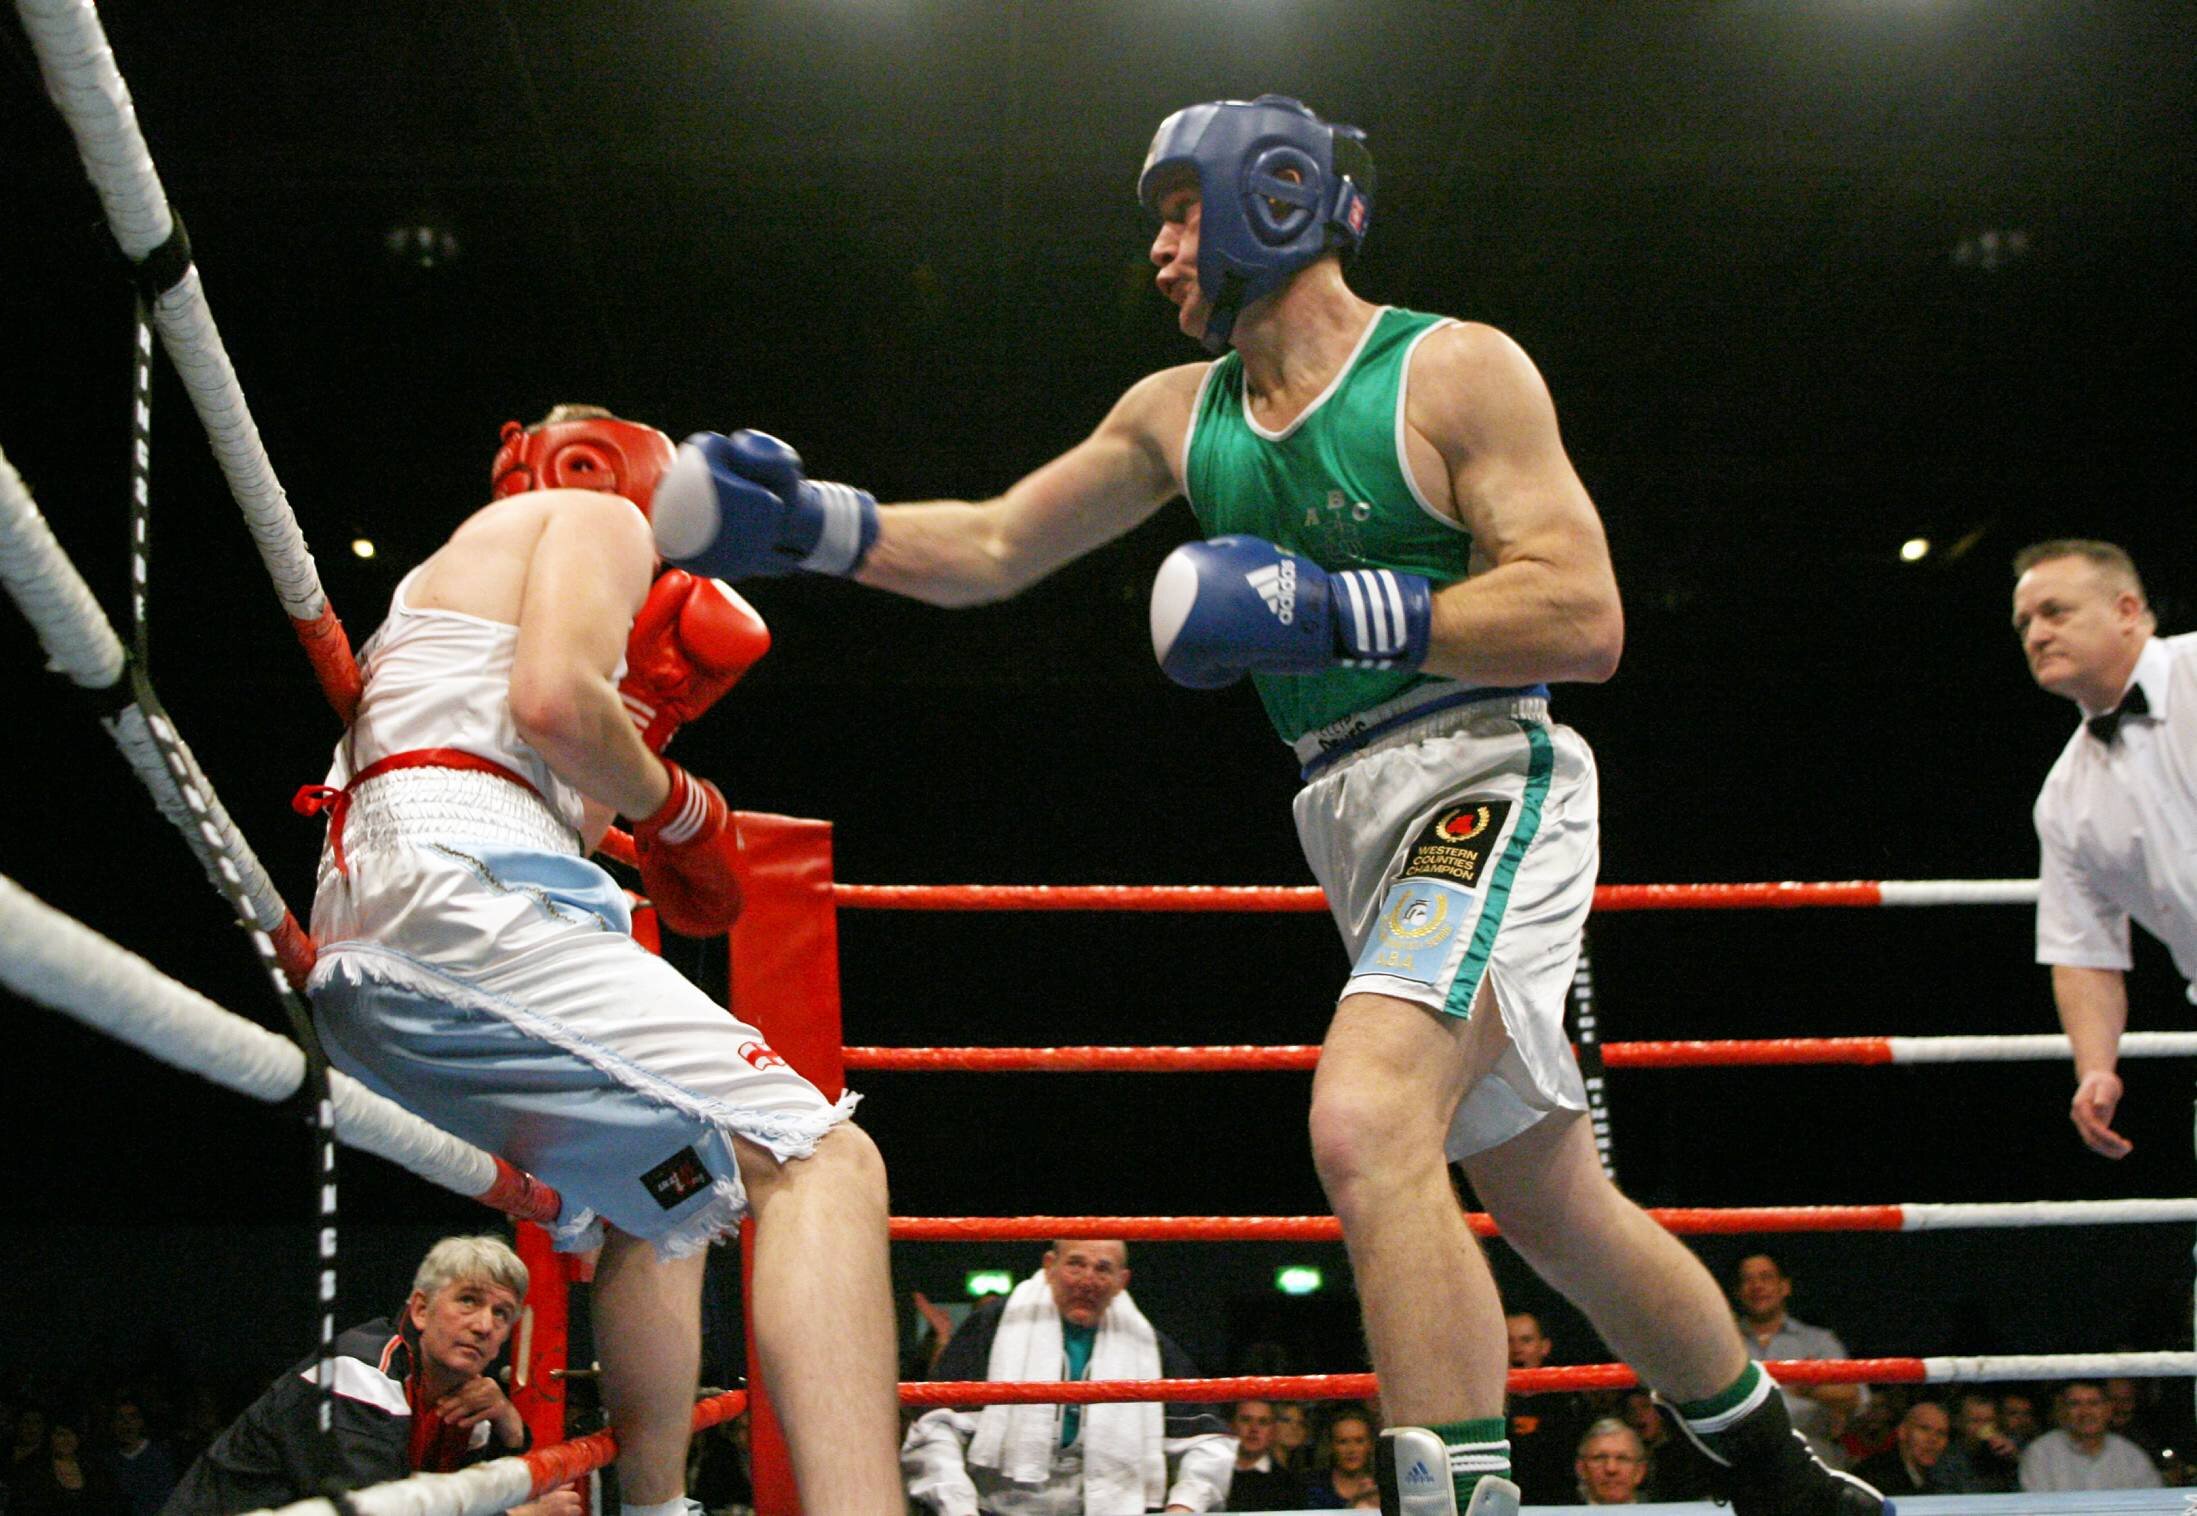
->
[1379,890,1453,945]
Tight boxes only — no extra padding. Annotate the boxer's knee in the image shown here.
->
[738,1120,887,1213]
[814,1120,889,1200]
[1312,994,1469,1209]
[1310,1071,1448,1219]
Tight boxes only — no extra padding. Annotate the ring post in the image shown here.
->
[512,1223,576,1470]
[726,815,846,1516]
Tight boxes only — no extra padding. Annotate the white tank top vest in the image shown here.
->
[323,564,593,844]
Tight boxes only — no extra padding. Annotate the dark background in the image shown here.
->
[3,0,2192,1395]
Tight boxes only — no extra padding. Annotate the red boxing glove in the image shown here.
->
[631,761,744,935]
[619,570,771,753]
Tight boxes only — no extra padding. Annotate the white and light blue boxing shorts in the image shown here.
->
[307,768,856,1257]
[1293,690,1597,1158]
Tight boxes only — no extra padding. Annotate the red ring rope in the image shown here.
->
[888,1207,1912,1242]
[843,1038,1900,1072]
[836,881,1927,912]
[519,1389,747,1498]
[900,1360,1946,1407]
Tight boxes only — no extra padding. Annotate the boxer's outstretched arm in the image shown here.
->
[857,364,1206,608]
[509,492,671,820]
[1408,322,1624,686]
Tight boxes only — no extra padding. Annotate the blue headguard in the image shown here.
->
[1138,94,1375,353]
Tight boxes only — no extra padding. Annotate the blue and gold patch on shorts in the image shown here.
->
[1351,877,1475,986]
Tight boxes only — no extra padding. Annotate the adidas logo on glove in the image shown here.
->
[1406,1458,1439,1488]
[1247,558,1298,624]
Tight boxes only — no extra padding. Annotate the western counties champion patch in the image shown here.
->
[641,1146,712,1210]
[1398,800,1511,890]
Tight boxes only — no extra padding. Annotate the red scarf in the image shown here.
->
[404,1373,478,1473]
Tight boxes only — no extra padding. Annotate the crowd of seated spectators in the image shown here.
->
[1,1381,229,1516]
[11,1240,2188,1516]
[1202,1379,2184,1509]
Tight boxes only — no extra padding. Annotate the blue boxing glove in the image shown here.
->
[1149,535,1433,689]
[650,429,879,580]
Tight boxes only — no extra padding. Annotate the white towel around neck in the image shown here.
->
[965,1271,1167,1513]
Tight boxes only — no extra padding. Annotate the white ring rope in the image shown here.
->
[0,444,126,688]
[1898,1199,2197,1230]
[13,0,169,256]
[0,446,298,940]
[151,273,324,616]
[17,0,328,621]
[107,704,292,939]
[1889,1031,2197,1063]
[246,1451,537,1516]
[0,873,522,1211]
[1911,1352,2197,1383]
[1875,879,2040,906]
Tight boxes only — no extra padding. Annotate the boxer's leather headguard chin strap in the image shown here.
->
[488,416,677,518]
[1138,94,1375,353]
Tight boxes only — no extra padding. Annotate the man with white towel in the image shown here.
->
[903,1240,1236,1515]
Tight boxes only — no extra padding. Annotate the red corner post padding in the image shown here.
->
[727,814,846,1097]
[512,1222,578,1459]
[725,815,843,1516]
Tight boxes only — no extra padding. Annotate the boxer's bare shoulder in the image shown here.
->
[411,489,650,627]
[1114,361,1211,485]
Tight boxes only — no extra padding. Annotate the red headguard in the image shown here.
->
[489,416,677,518]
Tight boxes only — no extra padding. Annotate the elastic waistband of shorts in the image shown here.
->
[1295,683,1551,780]
[337,765,581,858]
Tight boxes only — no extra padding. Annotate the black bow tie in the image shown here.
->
[2087,683,2150,743]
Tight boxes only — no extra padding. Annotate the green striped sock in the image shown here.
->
[1428,1417,1510,1505]
[1675,1361,1776,1464]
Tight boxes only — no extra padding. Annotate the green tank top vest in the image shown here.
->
[1182,306,1472,744]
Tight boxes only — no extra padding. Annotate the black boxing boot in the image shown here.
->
[1664,1366,1893,1516]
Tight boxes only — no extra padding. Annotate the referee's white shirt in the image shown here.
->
[2032,632,2197,1001]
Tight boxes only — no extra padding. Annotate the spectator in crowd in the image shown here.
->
[1935,1392,2020,1494]
[1301,1407,1378,1510]
[2010,541,2195,1163]
[1500,1312,1587,1506]
[1850,1401,1956,1497]
[1834,1393,1899,1471]
[1269,1405,1310,1473]
[1998,1392,2042,1447]
[11,1419,125,1516]
[160,1236,578,1516]
[902,1240,1233,1515]
[1618,1390,1711,1503]
[1573,1419,1649,1505]
[1223,1402,1294,1513]
[2103,1376,2170,1456]
[1732,1254,1864,1466]
[2019,1381,2162,1493]
[98,1402,176,1516]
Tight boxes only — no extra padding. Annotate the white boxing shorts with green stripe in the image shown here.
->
[1291,693,1598,1158]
